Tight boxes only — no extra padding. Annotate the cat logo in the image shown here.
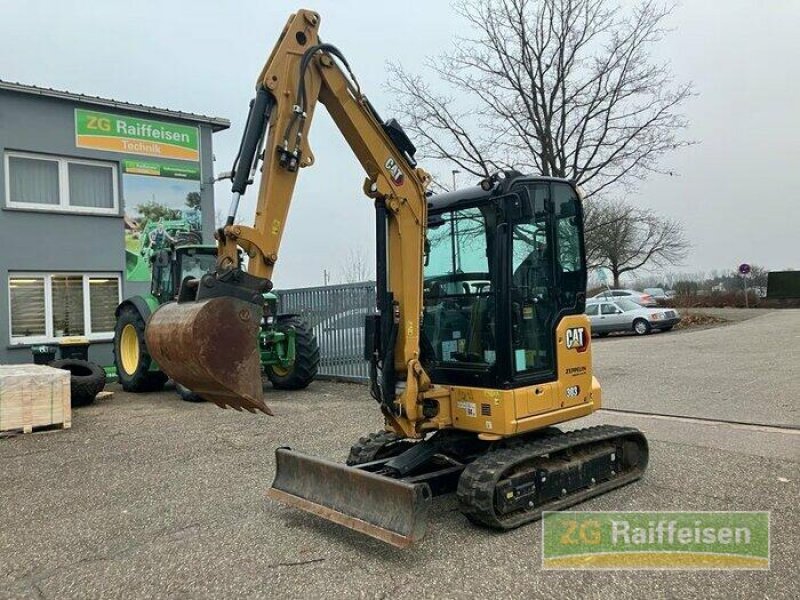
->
[565,327,588,352]
[384,157,404,185]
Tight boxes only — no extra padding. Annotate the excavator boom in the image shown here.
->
[145,9,430,423]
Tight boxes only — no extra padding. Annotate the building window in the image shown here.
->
[51,276,85,337]
[4,151,118,214]
[9,277,47,339]
[8,273,121,344]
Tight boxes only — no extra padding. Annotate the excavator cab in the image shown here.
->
[420,176,588,390]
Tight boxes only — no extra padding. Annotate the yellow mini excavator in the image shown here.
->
[145,9,648,548]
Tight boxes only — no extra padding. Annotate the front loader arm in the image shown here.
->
[148,9,435,434]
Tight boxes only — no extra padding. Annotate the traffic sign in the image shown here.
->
[738,263,751,276]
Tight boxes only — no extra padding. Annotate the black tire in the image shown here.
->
[346,431,415,466]
[633,318,652,336]
[175,383,205,403]
[266,316,320,390]
[174,231,202,246]
[50,359,106,407]
[113,305,168,392]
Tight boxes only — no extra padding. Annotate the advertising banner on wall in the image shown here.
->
[122,161,203,281]
[75,109,200,161]
[73,109,205,282]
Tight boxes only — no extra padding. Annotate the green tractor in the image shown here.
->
[113,244,319,401]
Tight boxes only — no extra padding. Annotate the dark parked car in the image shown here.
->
[590,288,658,307]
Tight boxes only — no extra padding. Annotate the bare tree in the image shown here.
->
[588,199,688,286]
[583,196,636,268]
[388,0,693,196]
[339,246,373,284]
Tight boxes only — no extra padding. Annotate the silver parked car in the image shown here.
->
[590,288,658,307]
[586,298,680,336]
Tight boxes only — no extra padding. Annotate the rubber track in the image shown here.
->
[457,425,648,530]
[346,431,413,466]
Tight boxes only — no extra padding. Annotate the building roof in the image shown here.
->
[0,79,230,132]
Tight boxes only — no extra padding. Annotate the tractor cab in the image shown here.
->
[150,245,218,304]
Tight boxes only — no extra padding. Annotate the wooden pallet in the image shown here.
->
[0,420,72,438]
[0,365,71,435]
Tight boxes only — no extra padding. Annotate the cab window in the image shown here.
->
[423,206,496,366]
[552,183,585,308]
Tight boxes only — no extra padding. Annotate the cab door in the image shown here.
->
[506,182,556,384]
[504,180,588,388]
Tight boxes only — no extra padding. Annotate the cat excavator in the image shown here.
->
[145,9,648,548]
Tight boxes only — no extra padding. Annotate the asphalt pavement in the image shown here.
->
[593,309,799,428]
[1,309,798,599]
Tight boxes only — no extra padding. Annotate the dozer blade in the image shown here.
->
[267,448,432,548]
[145,297,272,414]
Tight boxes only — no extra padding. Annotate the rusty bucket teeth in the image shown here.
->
[145,297,272,415]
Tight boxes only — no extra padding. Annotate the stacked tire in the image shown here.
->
[50,359,107,407]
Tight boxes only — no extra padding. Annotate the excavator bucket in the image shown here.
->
[145,297,272,414]
[267,448,432,548]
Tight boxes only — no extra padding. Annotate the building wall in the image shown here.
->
[0,89,219,365]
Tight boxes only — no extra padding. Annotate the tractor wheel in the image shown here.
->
[113,305,168,393]
[174,231,202,246]
[346,431,415,466]
[175,383,205,403]
[50,359,106,407]
[266,316,320,390]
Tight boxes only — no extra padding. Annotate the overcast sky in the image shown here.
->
[1,0,797,287]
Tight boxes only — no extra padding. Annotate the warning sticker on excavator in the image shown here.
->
[457,401,477,417]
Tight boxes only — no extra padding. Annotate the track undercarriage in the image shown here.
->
[268,425,649,547]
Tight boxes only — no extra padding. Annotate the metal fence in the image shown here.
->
[277,281,376,382]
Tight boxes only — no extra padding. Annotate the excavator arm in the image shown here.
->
[145,9,433,436]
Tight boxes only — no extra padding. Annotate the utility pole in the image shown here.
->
[323,269,330,286]
[451,169,460,191]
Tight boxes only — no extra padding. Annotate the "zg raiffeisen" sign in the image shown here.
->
[75,109,199,161]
